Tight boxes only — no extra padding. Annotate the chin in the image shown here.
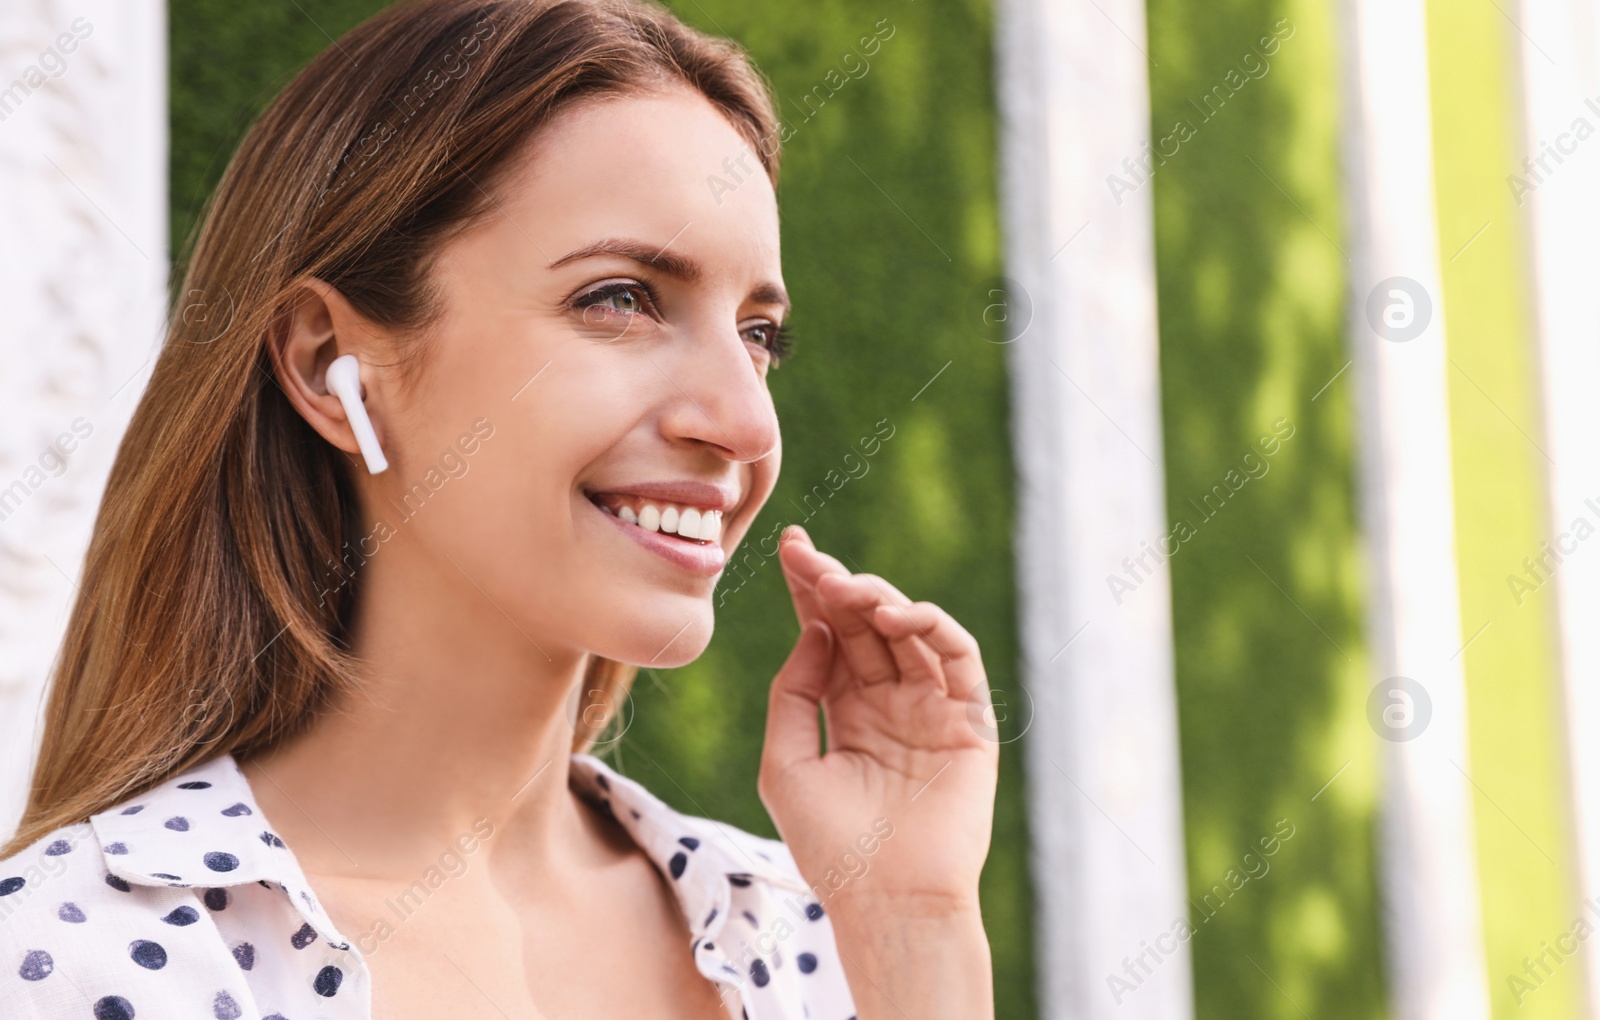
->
[604,605,714,669]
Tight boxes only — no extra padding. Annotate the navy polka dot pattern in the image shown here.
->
[162,905,200,926]
[213,989,243,1018]
[92,995,134,1020]
[568,752,858,1020]
[314,965,344,996]
[129,939,168,970]
[205,852,240,872]
[18,950,52,981]
[0,751,857,1019]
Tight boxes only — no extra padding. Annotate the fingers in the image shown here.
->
[812,571,912,610]
[780,527,905,687]
[869,601,985,702]
[777,533,828,628]
[779,526,912,605]
[871,604,949,693]
[777,525,849,591]
[762,618,836,773]
[814,573,903,685]
[778,526,972,697]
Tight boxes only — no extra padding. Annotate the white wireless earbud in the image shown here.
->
[325,354,388,475]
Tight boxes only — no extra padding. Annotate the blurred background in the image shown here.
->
[4,0,1599,1018]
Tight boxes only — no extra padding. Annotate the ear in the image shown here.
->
[269,279,389,463]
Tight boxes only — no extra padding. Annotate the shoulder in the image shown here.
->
[0,819,130,938]
[0,820,179,1016]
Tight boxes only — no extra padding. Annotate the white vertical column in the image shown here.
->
[994,0,1193,1016]
[1335,0,1491,1017]
[0,0,167,835]
[1515,1,1600,1016]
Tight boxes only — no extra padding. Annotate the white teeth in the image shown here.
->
[679,508,702,540]
[597,498,723,541]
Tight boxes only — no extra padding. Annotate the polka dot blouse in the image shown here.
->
[0,752,859,1019]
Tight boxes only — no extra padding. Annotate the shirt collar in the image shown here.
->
[88,750,809,957]
[89,752,354,951]
[566,753,812,931]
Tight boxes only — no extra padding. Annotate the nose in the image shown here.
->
[655,325,780,464]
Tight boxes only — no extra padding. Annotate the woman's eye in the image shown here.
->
[575,282,651,315]
[745,321,794,364]
[571,281,658,343]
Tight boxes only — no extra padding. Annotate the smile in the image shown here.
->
[583,484,735,577]
[590,495,723,543]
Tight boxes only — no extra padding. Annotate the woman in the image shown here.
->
[0,0,999,1017]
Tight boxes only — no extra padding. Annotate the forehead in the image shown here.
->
[496,85,782,273]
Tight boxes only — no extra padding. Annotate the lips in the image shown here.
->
[584,480,738,514]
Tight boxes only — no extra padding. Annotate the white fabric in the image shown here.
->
[0,751,857,1019]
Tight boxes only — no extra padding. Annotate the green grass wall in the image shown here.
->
[1143,0,1389,1015]
[169,1,1036,1017]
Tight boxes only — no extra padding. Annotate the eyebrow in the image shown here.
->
[547,236,791,319]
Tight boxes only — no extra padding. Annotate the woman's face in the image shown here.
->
[354,86,786,669]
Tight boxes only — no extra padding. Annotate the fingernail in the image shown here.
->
[783,524,809,544]
[810,618,834,647]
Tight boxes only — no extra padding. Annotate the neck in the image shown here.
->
[238,534,608,884]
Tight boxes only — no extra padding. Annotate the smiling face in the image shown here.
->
[342,84,787,669]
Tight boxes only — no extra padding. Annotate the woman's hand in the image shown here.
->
[758,524,999,948]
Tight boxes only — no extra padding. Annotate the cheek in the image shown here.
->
[474,390,620,538]
[398,401,626,650]
[731,435,781,544]
[388,370,623,568]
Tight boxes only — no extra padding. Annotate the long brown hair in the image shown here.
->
[4,0,781,858]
